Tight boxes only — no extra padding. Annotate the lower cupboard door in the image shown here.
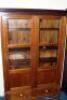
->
[6,86,33,100]
[37,68,60,96]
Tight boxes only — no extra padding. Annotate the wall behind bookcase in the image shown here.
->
[0,0,67,97]
[0,0,67,10]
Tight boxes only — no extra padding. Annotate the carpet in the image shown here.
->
[0,91,67,100]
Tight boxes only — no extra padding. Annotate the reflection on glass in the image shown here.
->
[8,49,31,69]
[40,50,57,58]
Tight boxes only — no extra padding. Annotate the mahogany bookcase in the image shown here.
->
[0,9,66,100]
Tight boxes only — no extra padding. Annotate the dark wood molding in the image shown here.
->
[65,9,67,15]
[0,8,66,15]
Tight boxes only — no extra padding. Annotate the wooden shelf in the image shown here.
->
[39,43,58,47]
[38,65,56,70]
[9,58,31,61]
[40,28,59,30]
[39,45,58,50]
[9,59,31,65]
[8,43,31,49]
[9,67,31,74]
[9,59,31,71]
[39,57,57,62]
[9,28,31,30]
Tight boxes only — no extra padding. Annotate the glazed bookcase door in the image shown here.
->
[8,18,32,69]
[39,16,60,69]
[2,14,34,92]
[37,16,62,96]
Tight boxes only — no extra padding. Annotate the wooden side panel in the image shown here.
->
[56,16,66,85]
[1,15,10,92]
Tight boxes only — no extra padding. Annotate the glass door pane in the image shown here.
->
[7,18,32,70]
[40,18,59,28]
[40,30,58,45]
[8,19,31,45]
[8,48,31,69]
[39,17,60,69]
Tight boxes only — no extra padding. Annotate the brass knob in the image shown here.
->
[19,93,23,97]
[45,89,48,93]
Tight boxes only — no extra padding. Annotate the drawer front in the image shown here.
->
[37,83,60,97]
[5,84,59,100]
[6,86,32,100]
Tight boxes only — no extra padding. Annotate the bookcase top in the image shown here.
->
[0,8,66,15]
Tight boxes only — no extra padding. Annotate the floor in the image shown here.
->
[0,91,67,100]
[35,92,67,100]
[59,91,67,100]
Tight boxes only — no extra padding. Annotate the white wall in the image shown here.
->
[0,25,4,96]
[0,0,67,10]
[0,0,67,96]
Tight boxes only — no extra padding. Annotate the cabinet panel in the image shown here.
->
[37,69,56,84]
[9,69,32,87]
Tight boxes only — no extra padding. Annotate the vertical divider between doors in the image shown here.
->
[31,16,39,93]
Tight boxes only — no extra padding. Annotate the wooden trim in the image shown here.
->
[56,16,66,85]
[1,16,10,92]
[31,16,39,87]
[5,14,33,19]
[0,8,66,15]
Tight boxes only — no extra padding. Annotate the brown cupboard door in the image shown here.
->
[36,15,66,96]
[2,14,36,93]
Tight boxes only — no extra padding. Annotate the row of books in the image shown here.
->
[40,30,58,44]
[9,30,31,44]
[8,18,60,29]
[40,19,60,28]
[8,50,57,60]
[8,50,31,68]
[40,50,57,58]
[8,19,31,29]
[9,31,58,44]
[8,51,30,60]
